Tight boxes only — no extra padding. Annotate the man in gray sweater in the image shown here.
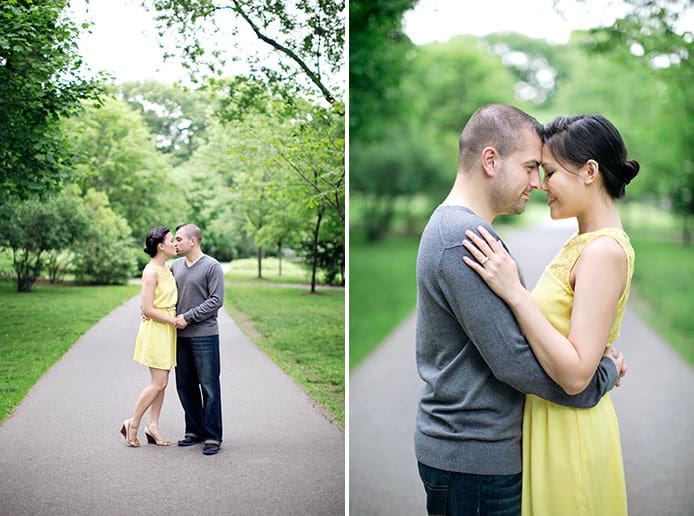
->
[171,223,225,456]
[415,104,624,514]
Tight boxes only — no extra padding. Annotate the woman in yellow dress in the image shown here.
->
[463,114,639,515]
[120,226,179,447]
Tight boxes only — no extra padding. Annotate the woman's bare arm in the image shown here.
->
[463,227,626,394]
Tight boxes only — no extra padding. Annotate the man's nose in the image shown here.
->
[529,169,541,189]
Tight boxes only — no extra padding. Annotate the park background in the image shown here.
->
[349,2,693,514]
[1,0,345,428]
[349,0,693,371]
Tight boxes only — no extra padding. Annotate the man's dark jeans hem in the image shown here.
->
[418,461,521,516]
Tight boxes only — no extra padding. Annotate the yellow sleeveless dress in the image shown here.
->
[133,263,177,370]
[522,228,634,516]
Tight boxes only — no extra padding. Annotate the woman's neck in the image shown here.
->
[576,197,623,234]
[151,254,168,267]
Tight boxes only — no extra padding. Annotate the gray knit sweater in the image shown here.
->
[170,255,225,338]
[415,205,618,475]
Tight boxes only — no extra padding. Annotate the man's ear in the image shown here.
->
[481,147,499,177]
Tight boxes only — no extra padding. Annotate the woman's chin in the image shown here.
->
[547,208,566,221]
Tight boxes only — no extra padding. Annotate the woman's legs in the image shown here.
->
[147,388,166,436]
[129,368,169,440]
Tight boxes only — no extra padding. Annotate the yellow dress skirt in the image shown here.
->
[522,228,633,516]
[133,263,177,371]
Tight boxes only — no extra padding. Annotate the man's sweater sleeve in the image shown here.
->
[182,261,225,324]
[439,244,618,409]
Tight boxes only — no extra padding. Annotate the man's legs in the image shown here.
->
[175,336,204,442]
[418,462,521,516]
[190,334,222,445]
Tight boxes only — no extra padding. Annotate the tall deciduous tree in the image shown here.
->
[144,0,344,106]
[349,0,416,139]
[63,96,175,240]
[227,98,344,291]
[118,81,215,166]
[0,0,103,201]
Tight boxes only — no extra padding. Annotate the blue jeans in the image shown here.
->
[418,462,521,516]
[175,335,222,444]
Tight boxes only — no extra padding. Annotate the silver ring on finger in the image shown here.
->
[480,256,489,265]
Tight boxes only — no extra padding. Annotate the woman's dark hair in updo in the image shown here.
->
[144,226,171,257]
[543,114,640,199]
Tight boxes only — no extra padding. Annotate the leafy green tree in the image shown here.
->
[0,0,103,200]
[221,113,291,278]
[71,189,138,284]
[44,249,75,284]
[298,204,344,286]
[575,0,693,241]
[169,119,238,260]
[279,102,345,291]
[216,78,345,222]
[349,0,417,140]
[214,84,344,287]
[0,192,88,292]
[118,81,215,165]
[63,97,176,240]
[144,0,344,105]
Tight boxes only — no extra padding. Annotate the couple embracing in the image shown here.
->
[120,223,225,456]
[415,104,639,515]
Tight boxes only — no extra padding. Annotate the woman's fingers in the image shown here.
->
[463,255,485,272]
[464,229,493,257]
[462,237,488,264]
[477,226,504,252]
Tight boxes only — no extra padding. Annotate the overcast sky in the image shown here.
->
[70,0,252,84]
[404,0,693,45]
[70,0,692,84]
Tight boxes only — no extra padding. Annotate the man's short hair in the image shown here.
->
[458,104,543,171]
[176,223,202,243]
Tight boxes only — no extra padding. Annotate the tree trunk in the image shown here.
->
[683,212,691,245]
[13,248,42,293]
[256,247,263,279]
[310,209,323,294]
[277,238,283,277]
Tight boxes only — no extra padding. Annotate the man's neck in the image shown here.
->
[442,173,496,223]
[184,249,204,266]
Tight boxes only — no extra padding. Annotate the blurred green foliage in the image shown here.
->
[350,1,693,243]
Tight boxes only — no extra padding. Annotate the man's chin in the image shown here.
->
[511,202,527,215]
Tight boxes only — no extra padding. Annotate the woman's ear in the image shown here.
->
[584,159,599,185]
[481,147,498,177]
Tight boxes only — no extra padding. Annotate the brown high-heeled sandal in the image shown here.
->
[144,425,171,446]
[120,419,141,447]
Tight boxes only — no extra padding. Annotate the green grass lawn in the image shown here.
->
[0,281,140,421]
[349,236,420,369]
[226,285,345,426]
[629,232,694,364]
[227,256,316,285]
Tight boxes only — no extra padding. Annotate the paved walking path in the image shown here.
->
[0,296,344,515]
[350,220,694,516]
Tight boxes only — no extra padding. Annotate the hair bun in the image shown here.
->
[623,158,640,184]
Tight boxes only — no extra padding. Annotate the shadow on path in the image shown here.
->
[349,220,694,516]
[0,296,344,516]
